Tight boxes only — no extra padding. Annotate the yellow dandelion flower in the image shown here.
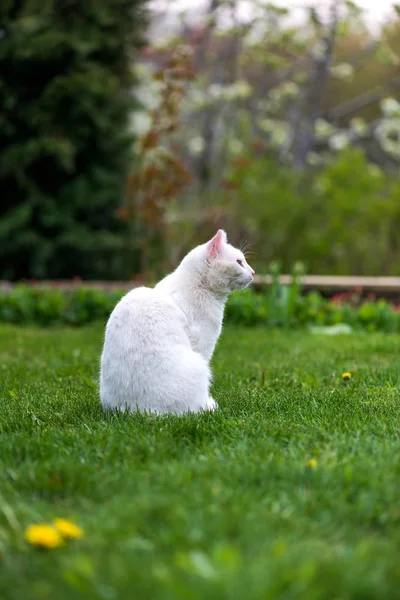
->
[306,458,318,469]
[342,372,352,381]
[53,518,84,540]
[25,524,62,549]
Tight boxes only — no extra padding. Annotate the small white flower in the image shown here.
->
[208,83,223,99]
[264,97,280,113]
[375,119,400,158]
[132,64,151,78]
[130,112,152,136]
[329,132,349,150]
[258,119,289,148]
[380,97,400,117]
[350,117,368,136]
[311,41,326,60]
[228,139,244,154]
[330,63,354,80]
[269,82,299,104]
[315,118,334,139]
[258,118,275,132]
[271,125,290,148]
[232,80,252,99]
[221,85,237,101]
[216,81,253,102]
[189,89,208,107]
[281,81,299,98]
[135,84,161,110]
[306,151,323,166]
[188,136,205,155]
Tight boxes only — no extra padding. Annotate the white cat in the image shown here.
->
[99,230,254,414]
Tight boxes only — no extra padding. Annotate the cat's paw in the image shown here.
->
[204,397,218,411]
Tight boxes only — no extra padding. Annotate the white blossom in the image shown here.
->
[270,124,290,148]
[188,136,205,155]
[230,80,252,99]
[207,81,252,102]
[350,117,368,137]
[258,118,290,147]
[258,118,275,132]
[330,63,354,80]
[315,118,334,139]
[208,83,223,99]
[281,81,299,98]
[134,83,161,110]
[380,97,400,118]
[269,81,299,103]
[129,112,152,136]
[375,119,400,158]
[311,41,326,61]
[306,151,323,166]
[329,132,350,150]
[188,89,209,108]
[228,139,244,154]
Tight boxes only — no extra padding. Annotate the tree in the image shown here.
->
[0,0,147,280]
[143,0,400,182]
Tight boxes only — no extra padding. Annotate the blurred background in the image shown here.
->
[2,0,400,283]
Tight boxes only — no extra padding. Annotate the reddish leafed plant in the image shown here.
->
[121,46,195,276]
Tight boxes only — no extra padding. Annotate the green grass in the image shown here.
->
[1,324,400,599]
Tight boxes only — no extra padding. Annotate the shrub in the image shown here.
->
[0,0,147,281]
[1,280,400,332]
[0,286,121,326]
[216,148,400,276]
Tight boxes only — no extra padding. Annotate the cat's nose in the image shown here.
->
[251,269,255,277]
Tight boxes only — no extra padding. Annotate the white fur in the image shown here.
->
[99,230,254,414]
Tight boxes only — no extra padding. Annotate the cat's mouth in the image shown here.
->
[234,275,253,289]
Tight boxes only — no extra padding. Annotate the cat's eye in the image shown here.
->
[237,259,244,267]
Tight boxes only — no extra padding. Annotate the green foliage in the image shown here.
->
[226,288,400,331]
[226,262,305,328]
[0,286,122,326]
[0,0,147,280]
[2,280,400,331]
[222,148,400,276]
[2,324,400,598]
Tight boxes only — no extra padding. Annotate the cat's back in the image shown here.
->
[111,285,172,314]
[104,286,184,343]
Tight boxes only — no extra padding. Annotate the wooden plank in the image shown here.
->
[253,275,400,292]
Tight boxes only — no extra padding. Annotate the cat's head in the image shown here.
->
[189,230,255,294]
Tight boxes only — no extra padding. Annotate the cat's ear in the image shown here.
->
[207,229,227,259]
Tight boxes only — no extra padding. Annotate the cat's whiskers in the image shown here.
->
[239,239,258,263]
[239,239,251,254]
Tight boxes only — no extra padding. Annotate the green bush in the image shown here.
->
[220,148,400,276]
[0,0,147,281]
[0,286,122,326]
[1,281,400,332]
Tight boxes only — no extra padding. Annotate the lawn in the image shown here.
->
[0,323,400,599]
